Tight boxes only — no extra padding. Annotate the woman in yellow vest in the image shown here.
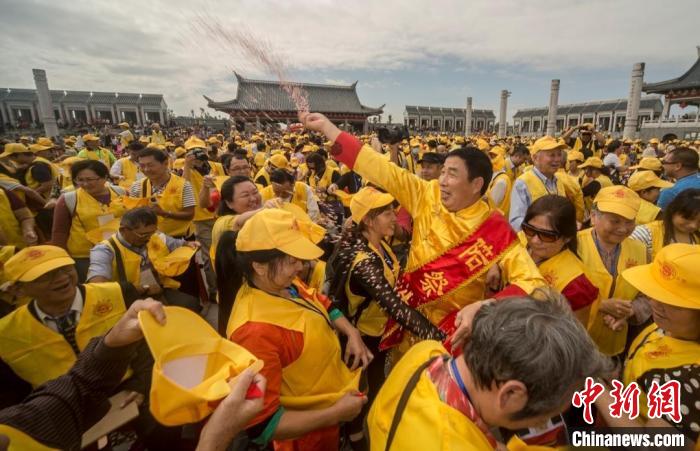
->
[51,160,127,282]
[306,152,340,198]
[487,146,513,216]
[579,157,613,189]
[327,187,445,448]
[577,186,648,356]
[521,195,598,325]
[631,188,700,259]
[76,134,116,169]
[594,244,700,449]
[0,186,37,249]
[222,209,369,450]
[627,170,672,225]
[110,141,145,189]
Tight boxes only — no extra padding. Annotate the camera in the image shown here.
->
[192,149,208,161]
[377,125,410,145]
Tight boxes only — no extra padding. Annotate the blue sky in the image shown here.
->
[1,0,698,122]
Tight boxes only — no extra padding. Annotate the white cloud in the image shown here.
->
[0,0,697,117]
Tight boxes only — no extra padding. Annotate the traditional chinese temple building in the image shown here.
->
[204,72,384,132]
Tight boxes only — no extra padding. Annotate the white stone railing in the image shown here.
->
[641,116,700,128]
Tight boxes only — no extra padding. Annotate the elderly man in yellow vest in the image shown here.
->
[150,123,166,145]
[130,148,195,238]
[260,168,320,221]
[627,170,673,225]
[301,112,544,355]
[118,121,135,148]
[509,136,584,231]
[77,134,116,169]
[110,141,145,189]
[0,246,151,411]
[181,136,225,302]
[577,186,650,356]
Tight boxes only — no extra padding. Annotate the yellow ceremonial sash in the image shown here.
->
[66,187,127,258]
[0,283,126,387]
[346,241,399,337]
[226,280,360,410]
[577,229,646,356]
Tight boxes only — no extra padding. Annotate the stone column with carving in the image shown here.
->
[465,97,473,136]
[546,79,560,136]
[623,62,645,139]
[32,69,59,136]
[498,90,510,138]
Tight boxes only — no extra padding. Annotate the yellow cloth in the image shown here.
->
[115,157,140,189]
[140,175,192,237]
[188,162,225,222]
[367,340,493,451]
[577,229,646,355]
[623,324,700,420]
[260,182,309,213]
[25,157,59,200]
[346,241,399,336]
[0,188,25,249]
[0,425,57,451]
[151,130,166,145]
[226,282,360,410]
[487,170,512,217]
[538,249,590,294]
[210,214,239,265]
[0,283,126,387]
[78,148,112,168]
[254,167,270,186]
[308,166,338,193]
[635,199,662,225]
[66,187,128,258]
[556,169,585,222]
[352,145,545,332]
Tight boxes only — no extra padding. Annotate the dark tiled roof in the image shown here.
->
[644,49,700,93]
[205,72,383,115]
[404,105,495,118]
[513,96,663,119]
[0,88,166,108]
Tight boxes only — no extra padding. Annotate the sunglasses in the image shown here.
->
[522,222,561,243]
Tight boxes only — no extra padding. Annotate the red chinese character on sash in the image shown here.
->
[647,380,682,423]
[609,380,641,419]
[572,377,605,425]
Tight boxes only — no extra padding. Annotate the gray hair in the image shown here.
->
[120,207,158,229]
[463,288,612,420]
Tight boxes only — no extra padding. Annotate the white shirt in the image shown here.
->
[33,289,83,333]
[603,153,622,169]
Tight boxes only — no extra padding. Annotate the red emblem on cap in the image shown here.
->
[25,249,45,260]
[614,189,626,198]
[658,261,676,280]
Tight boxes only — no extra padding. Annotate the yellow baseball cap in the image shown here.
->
[236,209,323,260]
[185,136,207,150]
[82,133,100,142]
[622,244,700,310]
[627,171,673,192]
[118,122,130,128]
[579,156,604,169]
[631,157,662,172]
[567,150,584,163]
[350,187,395,224]
[29,143,52,152]
[206,136,221,145]
[488,146,506,158]
[269,153,289,170]
[475,138,490,152]
[146,143,165,151]
[36,137,54,148]
[290,155,300,168]
[0,143,32,158]
[649,138,660,144]
[593,186,641,220]
[174,146,187,157]
[139,136,151,144]
[3,245,75,282]
[531,136,565,156]
[138,306,263,426]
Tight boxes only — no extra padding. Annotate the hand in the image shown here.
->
[43,198,57,209]
[196,369,266,451]
[448,300,490,349]
[186,241,201,249]
[149,203,167,217]
[603,314,627,332]
[120,390,145,409]
[331,392,367,423]
[599,298,633,319]
[344,329,373,371]
[485,265,501,292]
[184,153,195,169]
[298,112,341,142]
[327,183,338,195]
[22,229,38,246]
[103,298,165,348]
[203,175,215,190]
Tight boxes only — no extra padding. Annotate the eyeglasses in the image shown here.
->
[74,177,103,183]
[522,222,561,243]
[661,160,679,165]
[123,227,156,239]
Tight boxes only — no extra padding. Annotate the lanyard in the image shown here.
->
[449,358,470,400]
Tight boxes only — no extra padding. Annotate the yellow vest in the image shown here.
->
[141,175,192,237]
[367,340,493,451]
[538,249,589,295]
[254,167,270,186]
[556,170,585,222]
[487,170,512,217]
[0,424,57,451]
[210,214,238,264]
[25,157,59,199]
[151,131,166,145]
[643,220,700,260]
[104,234,181,289]
[0,188,25,249]
[227,282,360,410]
[66,187,128,257]
[188,162,225,222]
[308,166,338,192]
[624,324,700,420]
[307,260,326,292]
[519,170,566,201]
[260,182,309,212]
[583,174,613,189]
[0,283,126,387]
[577,229,646,356]
[80,148,112,168]
[346,241,399,336]
[116,157,141,189]
[572,138,602,158]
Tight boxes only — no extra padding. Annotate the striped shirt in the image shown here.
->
[129,177,196,209]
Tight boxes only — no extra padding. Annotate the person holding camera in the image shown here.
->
[561,123,605,159]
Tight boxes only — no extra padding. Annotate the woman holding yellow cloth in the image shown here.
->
[51,160,127,282]
[222,209,369,450]
[594,244,700,449]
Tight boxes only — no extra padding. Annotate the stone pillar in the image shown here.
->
[0,102,7,126]
[498,90,510,138]
[465,97,473,136]
[32,69,59,135]
[546,79,559,137]
[623,62,645,139]
[661,96,671,121]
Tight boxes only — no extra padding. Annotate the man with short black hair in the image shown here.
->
[418,152,444,181]
[657,147,700,209]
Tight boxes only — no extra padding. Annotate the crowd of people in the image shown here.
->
[0,114,698,450]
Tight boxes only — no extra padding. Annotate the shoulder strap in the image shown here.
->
[108,236,128,285]
[64,190,78,217]
[384,356,441,451]
[141,178,148,198]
